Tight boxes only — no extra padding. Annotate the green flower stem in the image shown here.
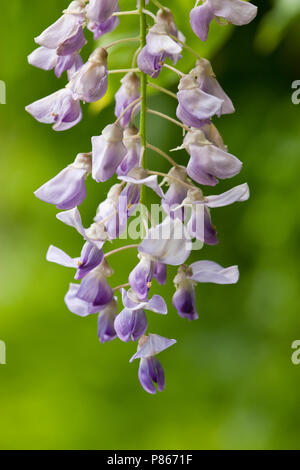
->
[139,0,147,203]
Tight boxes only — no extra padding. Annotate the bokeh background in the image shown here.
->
[0,0,300,450]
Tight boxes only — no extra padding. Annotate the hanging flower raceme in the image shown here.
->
[29,0,256,394]
[190,0,258,41]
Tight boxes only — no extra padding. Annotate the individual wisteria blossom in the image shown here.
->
[28,47,83,79]
[86,0,120,40]
[114,288,167,343]
[115,73,141,128]
[46,242,103,281]
[35,1,87,56]
[173,261,239,320]
[179,183,250,244]
[26,88,82,131]
[29,0,257,394]
[190,0,258,41]
[130,334,176,394]
[34,152,92,210]
[176,126,242,186]
[116,128,141,176]
[162,166,189,220]
[92,123,127,182]
[138,8,183,78]
[69,48,108,103]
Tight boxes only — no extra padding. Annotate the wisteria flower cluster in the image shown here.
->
[27,0,257,394]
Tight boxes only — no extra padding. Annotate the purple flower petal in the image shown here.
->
[173,283,198,321]
[204,183,250,208]
[97,298,118,344]
[75,242,104,280]
[190,3,215,41]
[138,357,165,394]
[34,165,87,210]
[69,48,108,103]
[187,144,242,186]
[28,47,57,71]
[190,261,239,284]
[129,256,154,301]
[153,262,167,285]
[46,245,78,268]
[114,308,147,342]
[86,0,119,24]
[92,124,127,182]
[130,334,176,362]
[64,283,100,317]
[139,217,192,266]
[26,88,82,131]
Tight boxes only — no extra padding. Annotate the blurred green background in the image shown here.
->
[1,0,300,450]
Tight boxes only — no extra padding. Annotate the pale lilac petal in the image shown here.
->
[56,23,86,56]
[56,207,85,237]
[69,48,108,103]
[88,15,120,40]
[187,144,242,186]
[67,53,83,81]
[114,308,147,342]
[46,245,78,268]
[176,103,210,129]
[34,166,87,210]
[92,124,127,182]
[211,0,258,26]
[28,47,57,71]
[190,261,239,284]
[200,75,235,115]
[130,334,176,362]
[204,183,250,208]
[137,46,164,78]
[177,89,223,121]
[139,217,191,266]
[190,4,215,41]
[146,295,167,315]
[187,204,218,245]
[76,270,113,307]
[26,89,82,131]
[86,0,119,23]
[146,31,182,57]
[64,283,100,317]
[35,14,81,50]
[97,300,118,344]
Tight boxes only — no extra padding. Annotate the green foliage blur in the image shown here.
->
[0,0,300,450]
